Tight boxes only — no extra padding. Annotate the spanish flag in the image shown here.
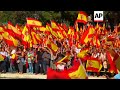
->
[106,51,118,73]
[91,34,100,48]
[46,24,58,38]
[51,21,59,31]
[0,54,5,62]
[68,26,74,35]
[76,11,88,24]
[68,62,88,79]
[58,24,67,38]
[80,26,95,44]
[46,39,58,52]
[38,26,47,32]
[86,57,102,72]
[77,48,89,58]
[2,32,17,47]
[26,18,42,27]
[15,24,22,34]
[31,31,40,45]
[21,25,31,47]
[0,26,5,32]
[47,59,88,79]
[57,32,64,39]
[8,21,21,37]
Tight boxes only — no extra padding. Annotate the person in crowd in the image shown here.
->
[27,48,34,74]
[56,62,66,71]
[47,47,60,70]
[5,46,10,72]
[10,48,17,72]
[35,47,43,74]
[0,47,7,73]
[16,47,25,74]
[42,48,51,75]
[103,60,108,76]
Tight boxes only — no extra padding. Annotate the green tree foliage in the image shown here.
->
[0,11,119,26]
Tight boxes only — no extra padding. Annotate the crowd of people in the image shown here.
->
[0,13,120,79]
[0,23,119,77]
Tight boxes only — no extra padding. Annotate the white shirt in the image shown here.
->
[11,49,16,54]
[0,51,8,57]
[57,64,65,71]
[75,48,81,54]
[92,53,99,58]
[99,53,106,62]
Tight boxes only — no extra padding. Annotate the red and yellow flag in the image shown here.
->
[106,51,118,73]
[80,26,95,44]
[31,31,39,45]
[91,34,100,48]
[86,57,102,72]
[51,21,59,31]
[46,24,58,38]
[68,63,88,79]
[8,21,21,37]
[46,39,58,53]
[47,59,88,79]
[77,48,89,58]
[0,26,5,32]
[76,11,88,24]
[26,18,42,27]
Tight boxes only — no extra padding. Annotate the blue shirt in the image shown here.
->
[114,73,120,79]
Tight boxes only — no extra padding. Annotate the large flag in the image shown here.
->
[86,57,102,72]
[74,22,79,40]
[26,18,42,27]
[47,67,70,79]
[46,24,58,38]
[76,11,88,24]
[68,60,88,79]
[31,31,39,45]
[113,53,120,73]
[8,21,21,38]
[91,33,100,48]
[80,26,95,44]
[51,21,59,31]
[2,32,18,47]
[46,39,58,53]
[47,59,88,79]
[106,51,118,73]
[58,25,67,38]
[21,25,31,47]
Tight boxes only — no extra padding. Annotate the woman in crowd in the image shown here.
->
[16,47,25,74]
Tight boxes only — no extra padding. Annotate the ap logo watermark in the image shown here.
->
[94,11,103,22]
